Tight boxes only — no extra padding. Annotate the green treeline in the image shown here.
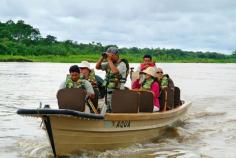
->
[0,20,236,63]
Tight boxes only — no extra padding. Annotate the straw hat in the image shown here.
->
[142,67,157,77]
[79,61,91,70]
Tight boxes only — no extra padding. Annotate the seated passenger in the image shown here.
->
[137,54,157,72]
[132,67,160,112]
[156,67,175,110]
[79,61,97,86]
[131,54,157,87]
[156,67,174,90]
[79,61,105,99]
[79,61,99,109]
[59,65,95,113]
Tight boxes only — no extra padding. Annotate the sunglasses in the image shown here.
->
[157,71,163,74]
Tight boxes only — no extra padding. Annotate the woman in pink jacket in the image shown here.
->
[132,67,160,112]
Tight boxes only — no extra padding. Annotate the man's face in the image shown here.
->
[80,68,90,78]
[107,53,118,62]
[143,58,152,64]
[70,72,80,82]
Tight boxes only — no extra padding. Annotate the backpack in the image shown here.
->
[120,58,129,78]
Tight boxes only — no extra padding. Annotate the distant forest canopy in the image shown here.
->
[0,20,236,60]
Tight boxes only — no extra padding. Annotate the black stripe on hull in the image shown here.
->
[43,116,57,157]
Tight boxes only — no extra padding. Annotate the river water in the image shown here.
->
[0,62,236,158]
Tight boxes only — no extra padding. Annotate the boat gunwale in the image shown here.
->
[104,101,191,121]
[17,101,191,121]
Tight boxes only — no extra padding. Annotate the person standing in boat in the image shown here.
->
[131,54,157,88]
[59,65,95,112]
[96,47,129,113]
[132,67,160,112]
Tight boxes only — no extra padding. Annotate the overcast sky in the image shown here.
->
[1,0,236,54]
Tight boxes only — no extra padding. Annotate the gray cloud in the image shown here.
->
[0,0,236,54]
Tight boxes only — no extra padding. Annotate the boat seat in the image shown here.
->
[159,87,174,111]
[139,91,153,112]
[57,88,86,111]
[174,86,181,107]
[111,89,139,113]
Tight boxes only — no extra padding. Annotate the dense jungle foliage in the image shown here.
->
[0,20,235,62]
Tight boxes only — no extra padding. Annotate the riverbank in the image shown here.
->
[0,55,236,63]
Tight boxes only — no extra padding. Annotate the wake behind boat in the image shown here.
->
[17,88,191,157]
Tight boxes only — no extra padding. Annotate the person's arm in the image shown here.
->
[59,81,66,90]
[142,64,149,70]
[96,56,104,70]
[151,82,160,98]
[107,60,119,74]
[84,80,95,98]
[132,79,141,89]
[107,55,119,74]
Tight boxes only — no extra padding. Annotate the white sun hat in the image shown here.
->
[79,61,91,70]
[142,67,157,77]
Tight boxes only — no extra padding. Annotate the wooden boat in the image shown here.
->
[17,88,191,157]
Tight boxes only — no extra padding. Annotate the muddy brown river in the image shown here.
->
[0,62,235,158]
